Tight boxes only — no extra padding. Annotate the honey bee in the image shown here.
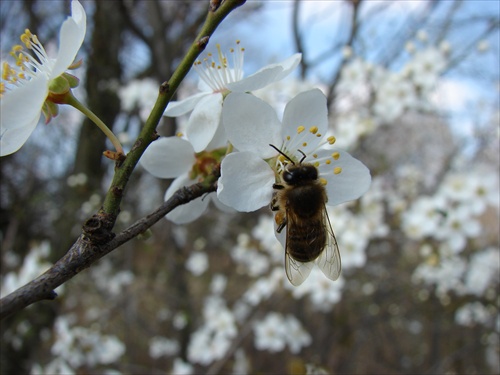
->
[270,145,341,286]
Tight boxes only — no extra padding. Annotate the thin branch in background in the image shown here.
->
[0,176,218,320]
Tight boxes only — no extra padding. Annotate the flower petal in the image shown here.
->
[282,88,328,138]
[210,194,236,213]
[319,150,371,206]
[226,66,283,93]
[140,137,195,178]
[205,117,228,151]
[217,151,275,212]
[164,92,209,117]
[226,53,301,93]
[165,173,210,224]
[271,53,302,81]
[0,116,41,156]
[0,74,48,156]
[51,0,87,79]
[223,93,281,158]
[186,93,223,152]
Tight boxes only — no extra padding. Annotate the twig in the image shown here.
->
[0,178,217,320]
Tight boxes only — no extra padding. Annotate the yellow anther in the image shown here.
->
[241,48,245,52]
[325,159,331,165]
[327,136,336,145]
[0,82,5,95]
[286,135,291,140]
[319,177,328,186]
[297,125,305,134]
[332,152,340,160]
[312,153,318,158]
[309,126,318,134]
[230,48,234,53]
[314,161,320,167]
[316,133,322,137]
[21,34,31,48]
[278,155,286,163]
[334,167,342,175]
[236,40,241,44]
[176,132,184,137]
[302,142,307,147]
[2,63,10,80]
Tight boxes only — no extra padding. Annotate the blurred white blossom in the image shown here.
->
[149,336,179,359]
[253,312,311,353]
[186,251,209,276]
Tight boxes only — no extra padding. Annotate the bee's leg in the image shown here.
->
[273,183,284,190]
[276,214,287,233]
[270,196,280,211]
[270,188,282,211]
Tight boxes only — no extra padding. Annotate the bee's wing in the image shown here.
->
[284,209,314,286]
[285,251,314,286]
[316,207,341,281]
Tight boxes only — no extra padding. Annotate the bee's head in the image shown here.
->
[269,144,318,185]
[283,164,318,185]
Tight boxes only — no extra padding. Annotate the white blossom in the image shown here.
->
[0,0,86,156]
[164,41,301,152]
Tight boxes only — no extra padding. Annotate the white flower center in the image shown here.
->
[1,29,52,95]
[193,40,244,93]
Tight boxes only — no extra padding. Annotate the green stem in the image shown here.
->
[65,93,124,155]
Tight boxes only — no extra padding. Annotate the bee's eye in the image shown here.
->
[283,170,294,183]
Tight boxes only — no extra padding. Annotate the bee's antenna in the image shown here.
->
[269,144,295,165]
[298,149,306,163]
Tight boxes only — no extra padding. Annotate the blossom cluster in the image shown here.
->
[32,315,125,374]
[140,42,372,284]
[334,42,450,149]
[405,168,499,299]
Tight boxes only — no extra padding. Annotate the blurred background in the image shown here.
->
[1,0,499,374]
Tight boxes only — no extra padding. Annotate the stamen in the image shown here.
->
[334,167,342,174]
[191,40,245,92]
[319,178,327,186]
[332,152,340,160]
[327,136,336,145]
